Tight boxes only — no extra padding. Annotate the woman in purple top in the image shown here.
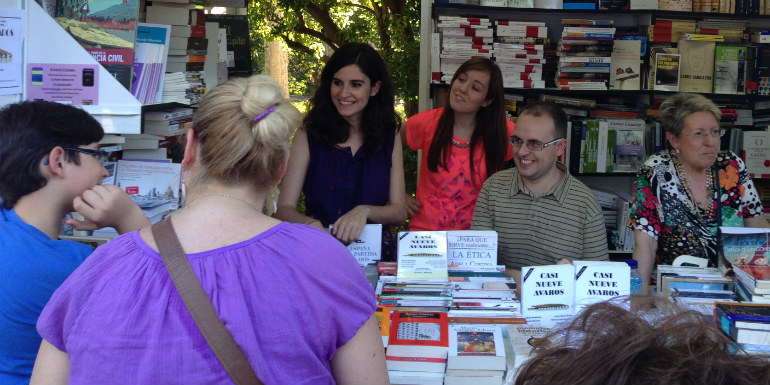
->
[31,75,389,385]
[276,43,407,260]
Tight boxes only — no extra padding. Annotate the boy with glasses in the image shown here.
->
[471,101,608,290]
[0,100,149,385]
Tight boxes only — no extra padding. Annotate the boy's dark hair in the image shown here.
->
[303,42,401,155]
[0,101,103,209]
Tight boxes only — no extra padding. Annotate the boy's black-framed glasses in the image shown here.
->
[63,147,109,164]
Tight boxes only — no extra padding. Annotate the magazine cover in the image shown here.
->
[54,0,139,91]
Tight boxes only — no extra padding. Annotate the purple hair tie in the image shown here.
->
[253,104,277,123]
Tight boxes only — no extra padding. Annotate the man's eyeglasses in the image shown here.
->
[684,129,726,140]
[509,137,563,152]
[63,147,109,164]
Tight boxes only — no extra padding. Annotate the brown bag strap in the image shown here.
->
[151,218,262,385]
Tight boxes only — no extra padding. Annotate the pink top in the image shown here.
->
[406,108,515,231]
[37,223,375,385]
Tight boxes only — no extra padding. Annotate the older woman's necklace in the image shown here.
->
[673,154,715,218]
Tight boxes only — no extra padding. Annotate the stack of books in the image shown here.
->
[450,279,521,321]
[444,324,507,385]
[733,264,770,303]
[435,15,494,83]
[161,71,206,105]
[713,302,770,353]
[142,107,194,137]
[146,1,208,73]
[377,281,454,309]
[556,19,615,90]
[386,311,450,385]
[494,20,548,88]
[696,19,747,43]
[147,1,207,105]
[655,265,735,314]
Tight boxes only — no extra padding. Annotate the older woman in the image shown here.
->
[631,93,769,294]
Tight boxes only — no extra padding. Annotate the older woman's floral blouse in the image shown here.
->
[630,151,764,266]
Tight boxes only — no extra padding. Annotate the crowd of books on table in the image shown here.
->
[351,227,770,384]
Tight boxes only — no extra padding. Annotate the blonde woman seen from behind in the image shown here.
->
[30,75,388,385]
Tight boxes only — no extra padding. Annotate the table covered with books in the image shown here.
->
[352,228,770,385]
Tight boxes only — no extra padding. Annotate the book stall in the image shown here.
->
[352,227,770,385]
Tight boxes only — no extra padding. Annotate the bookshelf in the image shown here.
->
[419,1,770,255]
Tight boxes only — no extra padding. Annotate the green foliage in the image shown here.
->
[247,0,420,105]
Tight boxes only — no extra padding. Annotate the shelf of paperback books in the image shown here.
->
[435,3,770,21]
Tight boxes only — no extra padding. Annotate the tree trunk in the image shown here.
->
[264,40,289,98]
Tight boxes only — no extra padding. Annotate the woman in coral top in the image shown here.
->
[405,57,514,230]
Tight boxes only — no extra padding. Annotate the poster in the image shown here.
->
[26,63,99,105]
[0,9,25,95]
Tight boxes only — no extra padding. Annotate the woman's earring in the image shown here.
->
[42,158,49,165]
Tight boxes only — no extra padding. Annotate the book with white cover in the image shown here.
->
[347,224,382,266]
[447,230,498,271]
[114,159,181,220]
[508,324,552,373]
[573,261,630,310]
[521,264,575,323]
[741,131,770,178]
[448,324,506,371]
[397,231,448,280]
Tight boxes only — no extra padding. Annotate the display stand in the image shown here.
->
[4,0,142,134]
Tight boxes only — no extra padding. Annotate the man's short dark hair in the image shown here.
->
[518,101,569,139]
[0,101,103,209]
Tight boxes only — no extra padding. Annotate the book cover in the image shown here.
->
[446,230,498,271]
[740,131,770,178]
[114,160,181,219]
[386,311,450,373]
[347,224,382,266]
[132,23,170,104]
[521,264,575,322]
[610,39,641,90]
[573,261,631,310]
[653,52,681,91]
[54,0,138,91]
[719,227,770,270]
[658,0,693,10]
[612,124,645,172]
[397,231,448,280]
[447,324,506,371]
[205,14,252,78]
[678,39,715,93]
[375,306,391,347]
[507,324,552,371]
[714,45,747,94]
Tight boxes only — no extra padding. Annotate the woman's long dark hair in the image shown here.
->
[426,57,508,186]
[303,43,401,155]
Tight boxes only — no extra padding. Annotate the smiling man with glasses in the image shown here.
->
[471,101,608,290]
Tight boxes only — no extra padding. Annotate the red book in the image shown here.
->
[386,311,449,373]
